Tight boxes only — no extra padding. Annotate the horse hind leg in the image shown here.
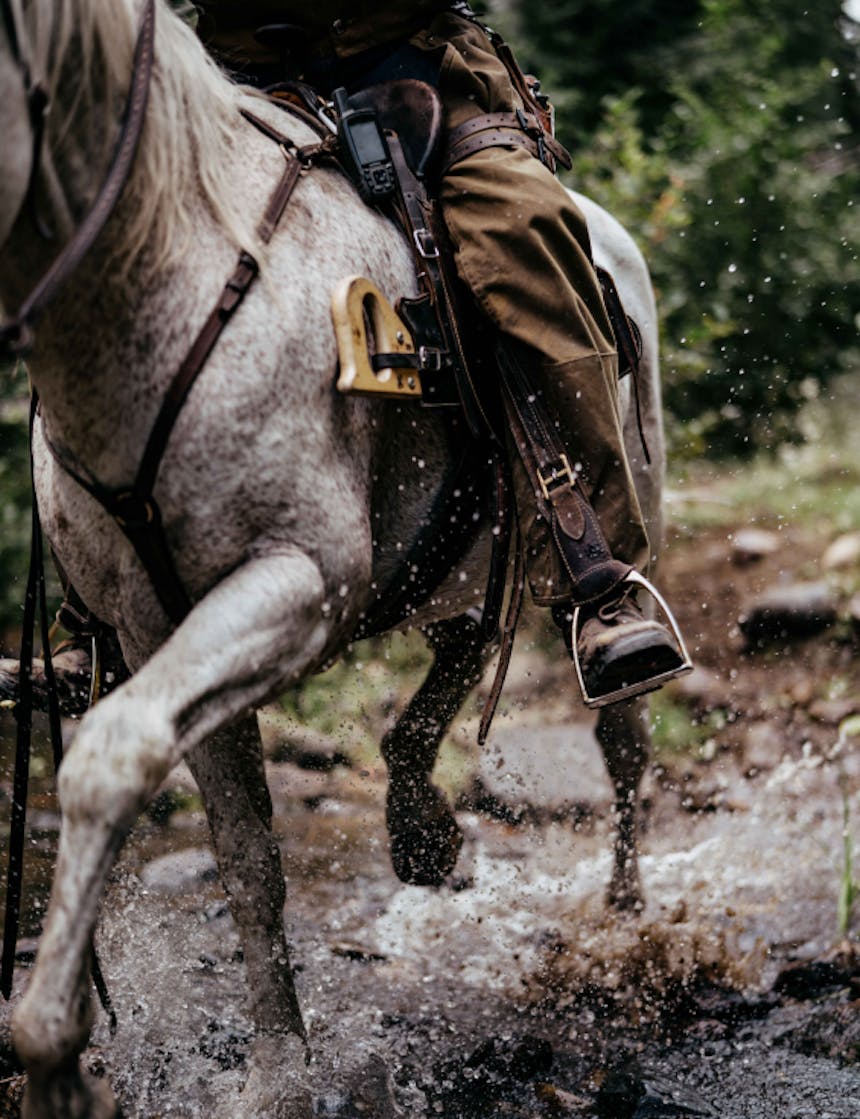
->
[381,612,489,886]
[186,717,312,1117]
[12,548,331,1119]
[595,695,650,911]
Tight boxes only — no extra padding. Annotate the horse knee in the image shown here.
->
[58,701,172,828]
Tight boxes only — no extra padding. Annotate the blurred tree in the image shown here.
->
[502,0,704,148]
[509,0,860,455]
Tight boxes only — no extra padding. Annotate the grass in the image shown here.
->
[648,690,728,760]
[667,379,860,535]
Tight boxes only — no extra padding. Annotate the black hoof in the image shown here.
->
[386,782,463,887]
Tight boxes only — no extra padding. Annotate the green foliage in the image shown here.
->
[520,0,860,456]
[0,365,32,644]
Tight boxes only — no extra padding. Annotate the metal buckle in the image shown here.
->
[418,346,443,373]
[571,570,694,709]
[537,453,576,501]
[413,228,440,259]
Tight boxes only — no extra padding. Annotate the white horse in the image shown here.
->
[0,0,665,1115]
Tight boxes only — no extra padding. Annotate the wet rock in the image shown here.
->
[742,721,784,773]
[688,983,778,1026]
[595,1065,719,1118]
[809,696,860,725]
[14,937,39,965]
[822,531,860,571]
[781,1000,860,1064]
[139,846,219,895]
[738,581,838,644]
[258,711,351,769]
[428,1036,554,1118]
[773,959,855,1000]
[330,940,388,963]
[730,528,780,565]
[473,723,611,823]
[318,1054,403,1118]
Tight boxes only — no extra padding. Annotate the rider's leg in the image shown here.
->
[439,140,684,700]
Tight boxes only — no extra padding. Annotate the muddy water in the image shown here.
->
[0,691,858,1116]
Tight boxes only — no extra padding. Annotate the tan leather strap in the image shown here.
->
[442,110,571,176]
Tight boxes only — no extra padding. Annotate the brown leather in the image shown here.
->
[478,521,525,745]
[442,110,571,176]
[497,343,631,607]
[0,0,156,357]
[348,79,444,179]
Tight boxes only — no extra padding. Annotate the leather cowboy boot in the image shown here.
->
[0,590,128,718]
[497,342,691,708]
[552,577,689,708]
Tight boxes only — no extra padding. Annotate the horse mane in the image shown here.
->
[23,0,266,275]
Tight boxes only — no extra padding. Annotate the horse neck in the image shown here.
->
[0,0,250,471]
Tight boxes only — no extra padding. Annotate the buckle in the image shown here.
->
[413,228,440,259]
[537,453,575,500]
[110,490,155,530]
[418,346,444,373]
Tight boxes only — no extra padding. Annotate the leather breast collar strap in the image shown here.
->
[47,111,332,627]
[0,0,156,356]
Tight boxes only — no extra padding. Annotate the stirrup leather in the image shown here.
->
[572,570,693,709]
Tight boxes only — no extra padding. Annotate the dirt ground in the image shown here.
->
[0,505,859,1117]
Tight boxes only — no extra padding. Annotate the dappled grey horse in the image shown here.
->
[0,0,664,1115]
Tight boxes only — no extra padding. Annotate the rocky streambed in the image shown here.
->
[0,519,858,1117]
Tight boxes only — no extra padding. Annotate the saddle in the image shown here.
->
[316,77,676,720]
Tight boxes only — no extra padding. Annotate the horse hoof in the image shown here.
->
[386,781,463,886]
[22,1067,118,1119]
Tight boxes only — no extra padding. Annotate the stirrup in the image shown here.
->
[571,570,693,709]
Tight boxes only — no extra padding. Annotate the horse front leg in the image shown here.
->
[381,612,489,886]
[595,696,650,911]
[12,548,331,1119]
[186,716,310,1118]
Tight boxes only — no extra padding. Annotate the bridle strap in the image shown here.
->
[0,0,156,357]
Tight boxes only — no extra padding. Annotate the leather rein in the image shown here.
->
[0,0,156,355]
[0,0,329,1006]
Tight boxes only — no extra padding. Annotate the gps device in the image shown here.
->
[333,87,397,206]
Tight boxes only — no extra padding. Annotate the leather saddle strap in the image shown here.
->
[386,132,494,438]
[497,345,631,606]
[596,264,651,465]
[442,110,571,176]
[0,0,156,357]
[478,519,524,745]
[2,396,115,1028]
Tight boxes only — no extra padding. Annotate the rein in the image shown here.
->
[0,0,156,357]
[0,0,152,1014]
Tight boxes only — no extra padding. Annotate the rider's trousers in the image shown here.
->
[203,6,653,605]
[416,14,651,604]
